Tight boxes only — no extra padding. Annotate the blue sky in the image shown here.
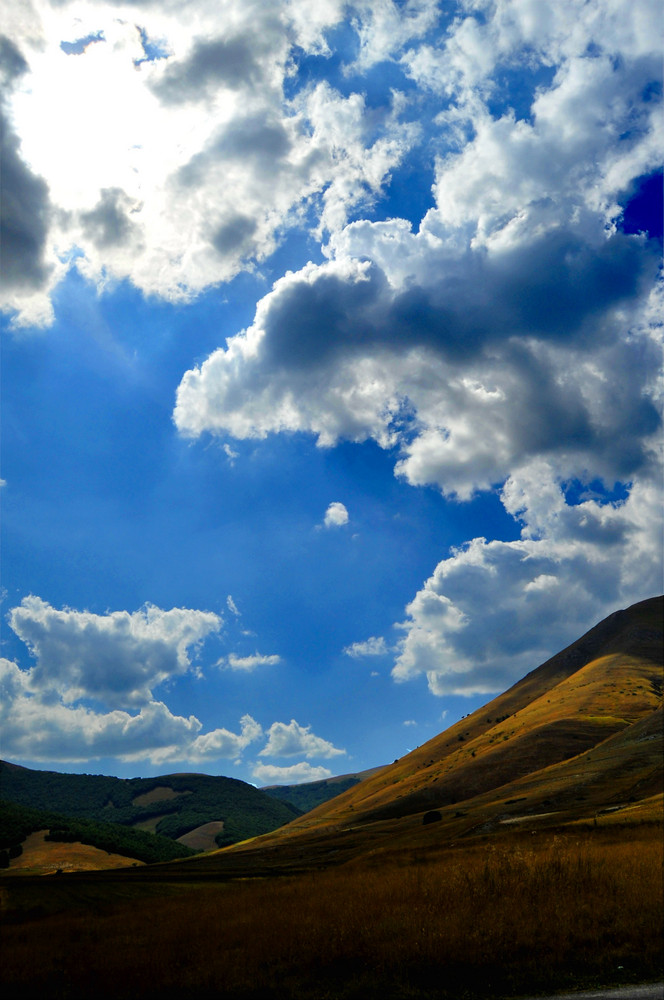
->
[1,0,662,785]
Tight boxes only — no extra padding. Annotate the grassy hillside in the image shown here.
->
[0,765,300,848]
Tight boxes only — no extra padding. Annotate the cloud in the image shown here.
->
[150,34,265,104]
[392,461,663,696]
[324,501,349,528]
[222,652,281,671]
[172,0,662,696]
[252,761,334,785]
[226,594,240,616]
[0,655,264,765]
[343,635,388,658]
[0,34,55,324]
[79,186,139,249]
[188,714,263,760]
[2,1,419,326]
[8,596,222,708]
[259,719,345,758]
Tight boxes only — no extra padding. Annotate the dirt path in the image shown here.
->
[520,982,664,1000]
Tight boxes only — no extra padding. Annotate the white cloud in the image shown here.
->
[403,719,417,727]
[324,501,349,528]
[188,714,263,760]
[8,596,221,708]
[259,719,346,758]
[0,655,264,765]
[226,594,240,616]
[223,651,281,671]
[0,598,278,765]
[343,635,388,658]
[252,761,334,785]
[392,462,663,696]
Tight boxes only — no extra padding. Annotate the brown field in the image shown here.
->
[176,820,225,851]
[131,786,192,807]
[1,823,662,1000]
[5,830,143,875]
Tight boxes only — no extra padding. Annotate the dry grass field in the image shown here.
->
[6,829,144,875]
[1,824,662,1000]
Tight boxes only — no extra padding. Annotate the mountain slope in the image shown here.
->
[282,595,662,830]
[203,596,661,871]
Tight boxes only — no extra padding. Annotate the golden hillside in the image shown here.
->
[192,595,662,874]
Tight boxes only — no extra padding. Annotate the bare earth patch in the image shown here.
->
[8,830,144,874]
[177,821,225,852]
[131,786,192,807]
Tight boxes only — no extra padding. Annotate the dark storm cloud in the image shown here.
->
[0,36,52,294]
[0,35,28,84]
[257,229,656,369]
[178,114,292,187]
[211,214,257,255]
[216,114,292,160]
[153,35,261,104]
[79,188,137,248]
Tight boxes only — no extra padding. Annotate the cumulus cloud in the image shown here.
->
[392,462,663,696]
[188,714,263,760]
[343,635,388,658]
[324,501,349,528]
[259,719,345,758]
[8,596,222,707]
[0,655,264,764]
[222,652,281,671]
[252,761,334,785]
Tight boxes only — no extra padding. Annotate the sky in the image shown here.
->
[1,0,662,786]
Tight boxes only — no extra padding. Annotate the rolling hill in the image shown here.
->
[0,764,300,851]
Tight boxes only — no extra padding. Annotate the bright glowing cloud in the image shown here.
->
[252,761,334,785]
[223,652,282,671]
[324,502,349,528]
[259,720,346,759]
[343,636,389,658]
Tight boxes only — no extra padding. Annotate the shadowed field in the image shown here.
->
[1,824,662,1000]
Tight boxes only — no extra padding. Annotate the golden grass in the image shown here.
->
[2,827,662,1000]
[6,830,144,875]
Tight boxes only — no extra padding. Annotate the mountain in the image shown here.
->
[0,765,300,850]
[262,766,386,814]
[295,594,662,829]
[189,595,662,874]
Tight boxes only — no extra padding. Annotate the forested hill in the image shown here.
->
[0,762,300,848]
